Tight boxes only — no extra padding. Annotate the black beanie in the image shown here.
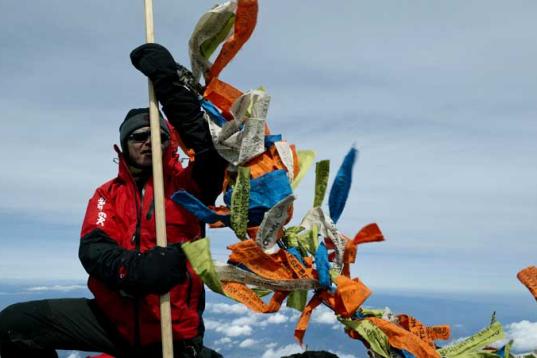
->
[119,108,170,153]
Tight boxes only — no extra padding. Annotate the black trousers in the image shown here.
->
[0,298,217,358]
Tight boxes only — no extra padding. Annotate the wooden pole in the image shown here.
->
[143,0,174,357]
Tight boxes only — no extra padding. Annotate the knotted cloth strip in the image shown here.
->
[517,266,537,301]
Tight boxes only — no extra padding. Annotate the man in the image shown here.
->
[0,44,226,357]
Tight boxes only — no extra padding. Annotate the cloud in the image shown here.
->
[266,313,289,324]
[311,307,342,331]
[312,309,338,325]
[333,353,357,358]
[204,318,253,337]
[25,285,86,292]
[206,303,249,315]
[214,337,233,345]
[204,319,220,330]
[504,320,537,353]
[239,338,257,348]
[231,313,259,326]
[211,308,292,328]
[227,325,253,337]
[66,352,82,358]
[261,343,303,358]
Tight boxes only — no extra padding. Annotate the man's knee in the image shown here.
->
[0,303,24,337]
[0,300,51,340]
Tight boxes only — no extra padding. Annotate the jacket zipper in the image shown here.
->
[133,185,144,348]
[185,270,193,308]
[117,149,145,347]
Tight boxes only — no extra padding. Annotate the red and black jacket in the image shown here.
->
[79,83,226,346]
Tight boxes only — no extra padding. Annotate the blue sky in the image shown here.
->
[1,0,536,299]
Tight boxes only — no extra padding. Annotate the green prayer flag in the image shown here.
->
[182,238,223,294]
[200,13,235,60]
[284,226,303,248]
[449,352,501,358]
[359,308,386,318]
[502,340,512,358]
[339,318,391,358]
[313,160,330,207]
[292,150,316,190]
[287,290,308,312]
[301,224,319,256]
[438,320,504,357]
[230,166,250,240]
[252,287,272,298]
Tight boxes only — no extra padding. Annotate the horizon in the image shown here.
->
[1,281,536,357]
[1,4,537,357]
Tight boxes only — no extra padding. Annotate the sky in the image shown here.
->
[1,0,536,300]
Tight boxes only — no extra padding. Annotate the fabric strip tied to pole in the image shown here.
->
[517,266,537,300]
[182,238,224,294]
[188,1,237,82]
[207,0,258,82]
[328,146,358,224]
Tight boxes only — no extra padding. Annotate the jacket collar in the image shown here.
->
[114,145,134,183]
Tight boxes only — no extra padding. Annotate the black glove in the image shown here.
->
[80,229,189,295]
[130,43,178,82]
[129,44,226,204]
[128,244,187,295]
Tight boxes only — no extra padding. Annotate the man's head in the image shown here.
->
[119,108,170,169]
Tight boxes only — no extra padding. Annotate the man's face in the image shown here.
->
[126,126,170,168]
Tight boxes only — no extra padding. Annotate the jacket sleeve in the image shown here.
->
[155,78,227,206]
[79,189,187,295]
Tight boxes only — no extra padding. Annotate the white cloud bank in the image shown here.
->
[505,320,537,353]
[261,343,303,358]
[312,309,338,325]
[239,338,258,348]
[205,306,294,339]
[25,285,86,292]
[205,302,249,315]
[204,318,253,337]
[214,337,233,346]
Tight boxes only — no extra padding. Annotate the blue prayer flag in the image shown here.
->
[328,147,358,223]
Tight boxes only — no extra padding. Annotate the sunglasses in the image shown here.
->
[128,130,169,143]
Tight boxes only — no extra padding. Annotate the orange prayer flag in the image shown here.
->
[277,250,314,280]
[426,325,451,341]
[366,317,441,358]
[398,314,434,347]
[353,223,384,245]
[318,289,337,310]
[342,240,357,277]
[207,0,258,82]
[517,266,537,300]
[228,240,294,280]
[334,276,372,318]
[246,226,260,239]
[222,281,287,313]
[397,314,450,346]
[345,326,363,340]
[324,238,336,250]
[203,78,242,119]
[290,144,300,179]
[246,146,287,179]
[294,293,323,346]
